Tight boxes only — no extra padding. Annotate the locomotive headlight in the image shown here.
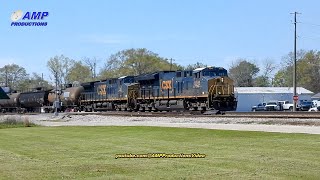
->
[221,77,224,83]
[218,92,221,95]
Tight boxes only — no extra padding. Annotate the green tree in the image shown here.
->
[273,50,306,87]
[273,50,320,93]
[18,73,52,91]
[0,64,28,91]
[99,48,183,78]
[228,60,260,87]
[67,61,92,83]
[300,51,320,92]
[272,69,287,87]
[184,62,207,70]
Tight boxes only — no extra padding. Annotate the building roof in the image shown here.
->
[311,92,320,99]
[235,87,314,94]
[193,67,206,73]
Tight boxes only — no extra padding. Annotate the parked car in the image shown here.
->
[298,101,313,111]
[265,101,278,111]
[312,100,320,107]
[308,106,320,112]
[251,103,266,112]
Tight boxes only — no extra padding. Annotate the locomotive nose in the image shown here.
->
[208,77,230,96]
[207,76,237,111]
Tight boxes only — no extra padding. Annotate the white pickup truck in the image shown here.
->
[265,101,278,111]
[277,100,294,111]
[312,100,320,107]
[265,100,294,111]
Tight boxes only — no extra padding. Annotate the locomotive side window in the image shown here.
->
[180,82,183,93]
[176,72,181,77]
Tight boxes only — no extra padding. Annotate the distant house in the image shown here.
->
[235,87,314,112]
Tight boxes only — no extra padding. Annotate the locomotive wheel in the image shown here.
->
[139,107,145,112]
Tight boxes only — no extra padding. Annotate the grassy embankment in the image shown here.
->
[0,125,319,179]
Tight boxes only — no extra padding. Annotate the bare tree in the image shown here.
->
[82,57,99,79]
[47,55,75,86]
[254,59,277,87]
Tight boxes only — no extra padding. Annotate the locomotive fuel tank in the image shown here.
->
[60,86,84,106]
[0,93,20,107]
[19,91,49,108]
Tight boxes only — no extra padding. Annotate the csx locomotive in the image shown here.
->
[0,67,237,113]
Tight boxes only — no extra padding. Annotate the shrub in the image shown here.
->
[0,116,36,129]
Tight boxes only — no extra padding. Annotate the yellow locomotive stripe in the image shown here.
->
[80,94,233,102]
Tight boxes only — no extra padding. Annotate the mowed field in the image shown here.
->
[0,126,319,179]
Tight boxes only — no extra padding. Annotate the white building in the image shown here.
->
[235,87,314,112]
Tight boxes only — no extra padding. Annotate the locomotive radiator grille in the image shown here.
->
[208,77,234,97]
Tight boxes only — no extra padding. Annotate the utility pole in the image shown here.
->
[41,73,44,88]
[170,58,173,71]
[5,66,8,88]
[291,12,300,112]
[54,71,59,116]
[93,62,96,79]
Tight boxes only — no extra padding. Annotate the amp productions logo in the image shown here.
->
[10,10,49,26]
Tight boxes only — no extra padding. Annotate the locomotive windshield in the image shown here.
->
[202,68,227,77]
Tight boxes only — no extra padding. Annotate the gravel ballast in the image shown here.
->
[1,114,320,134]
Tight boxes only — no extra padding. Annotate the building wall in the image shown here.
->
[236,93,313,112]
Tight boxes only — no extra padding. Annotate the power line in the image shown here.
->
[300,22,320,27]
[298,35,320,40]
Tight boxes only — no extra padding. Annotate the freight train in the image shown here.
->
[0,67,237,113]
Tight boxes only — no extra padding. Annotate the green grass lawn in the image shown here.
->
[0,126,319,179]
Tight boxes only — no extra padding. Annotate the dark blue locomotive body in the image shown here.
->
[133,67,236,112]
[80,76,137,111]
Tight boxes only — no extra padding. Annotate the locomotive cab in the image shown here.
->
[196,67,237,111]
[191,67,237,111]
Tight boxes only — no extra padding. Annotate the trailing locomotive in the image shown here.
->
[0,67,237,113]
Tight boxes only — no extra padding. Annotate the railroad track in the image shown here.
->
[1,111,320,119]
[64,111,320,119]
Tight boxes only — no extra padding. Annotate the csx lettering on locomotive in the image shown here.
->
[161,80,172,90]
[97,85,107,95]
